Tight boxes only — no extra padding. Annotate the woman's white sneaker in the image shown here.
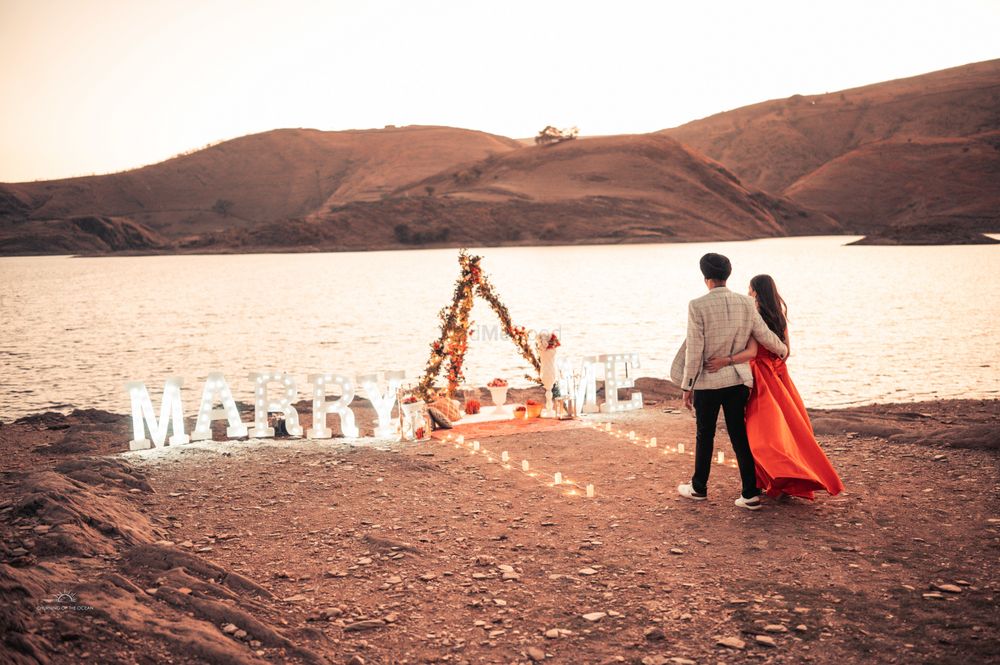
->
[734,495,762,511]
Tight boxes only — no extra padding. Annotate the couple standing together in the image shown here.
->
[672,253,843,510]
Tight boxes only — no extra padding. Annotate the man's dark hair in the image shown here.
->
[699,253,732,281]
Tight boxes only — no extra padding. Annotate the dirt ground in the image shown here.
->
[1,388,998,665]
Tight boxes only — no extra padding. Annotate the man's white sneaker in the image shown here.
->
[734,495,762,511]
[677,483,707,501]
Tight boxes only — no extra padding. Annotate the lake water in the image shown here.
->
[1,237,998,419]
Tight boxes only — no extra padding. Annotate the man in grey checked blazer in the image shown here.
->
[676,253,788,510]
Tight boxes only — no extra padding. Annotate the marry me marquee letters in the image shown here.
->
[125,355,642,450]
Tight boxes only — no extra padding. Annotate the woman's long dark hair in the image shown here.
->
[750,274,788,341]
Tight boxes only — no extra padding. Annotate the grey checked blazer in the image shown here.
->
[670,287,788,391]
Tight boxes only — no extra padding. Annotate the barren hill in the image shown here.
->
[345,133,839,246]
[0,126,522,253]
[662,59,1000,236]
[785,132,1000,231]
[1,130,837,254]
[663,59,1000,193]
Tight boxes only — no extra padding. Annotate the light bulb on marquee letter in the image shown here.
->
[358,370,404,439]
[247,371,303,438]
[308,373,359,439]
[191,372,248,440]
[125,377,189,450]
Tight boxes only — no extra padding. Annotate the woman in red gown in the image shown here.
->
[706,275,844,500]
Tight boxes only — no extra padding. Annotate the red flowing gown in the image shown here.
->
[746,347,844,499]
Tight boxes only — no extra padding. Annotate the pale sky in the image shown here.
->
[1,0,998,183]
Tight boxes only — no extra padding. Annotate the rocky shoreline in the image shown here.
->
[2,384,997,664]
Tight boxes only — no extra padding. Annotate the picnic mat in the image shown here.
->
[430,417,590,440]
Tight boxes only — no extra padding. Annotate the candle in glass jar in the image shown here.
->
[677,443,685,453]
[501,451,509,462]
[649,437,657,447]
[472,441,480,451]
[586,484,595,498]
[521,460,529,472]
[717,451,725,464]
[456,435,465,444]
[553,472,562,485]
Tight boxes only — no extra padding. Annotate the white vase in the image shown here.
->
[488,386,508,413]
[400,401,428,440]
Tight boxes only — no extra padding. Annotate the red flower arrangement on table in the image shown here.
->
[487,378,508,388]
[415,250,541,400]
[464,398,481,415]
[545,333,561,350]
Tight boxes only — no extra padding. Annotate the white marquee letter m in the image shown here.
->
[125,378,189,450]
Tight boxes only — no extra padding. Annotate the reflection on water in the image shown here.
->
[1,237,998,418]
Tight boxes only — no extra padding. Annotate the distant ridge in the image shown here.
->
[2,59,998,254]
[0,127,833,254]
[0,125,522,253]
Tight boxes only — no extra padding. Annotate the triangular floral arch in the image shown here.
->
[416,250,540,398]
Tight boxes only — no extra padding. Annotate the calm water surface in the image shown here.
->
[1,237,998,419]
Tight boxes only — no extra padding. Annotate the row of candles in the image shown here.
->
[440,433,596,498]
[586,421,740,469]
[431,421,734,498]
